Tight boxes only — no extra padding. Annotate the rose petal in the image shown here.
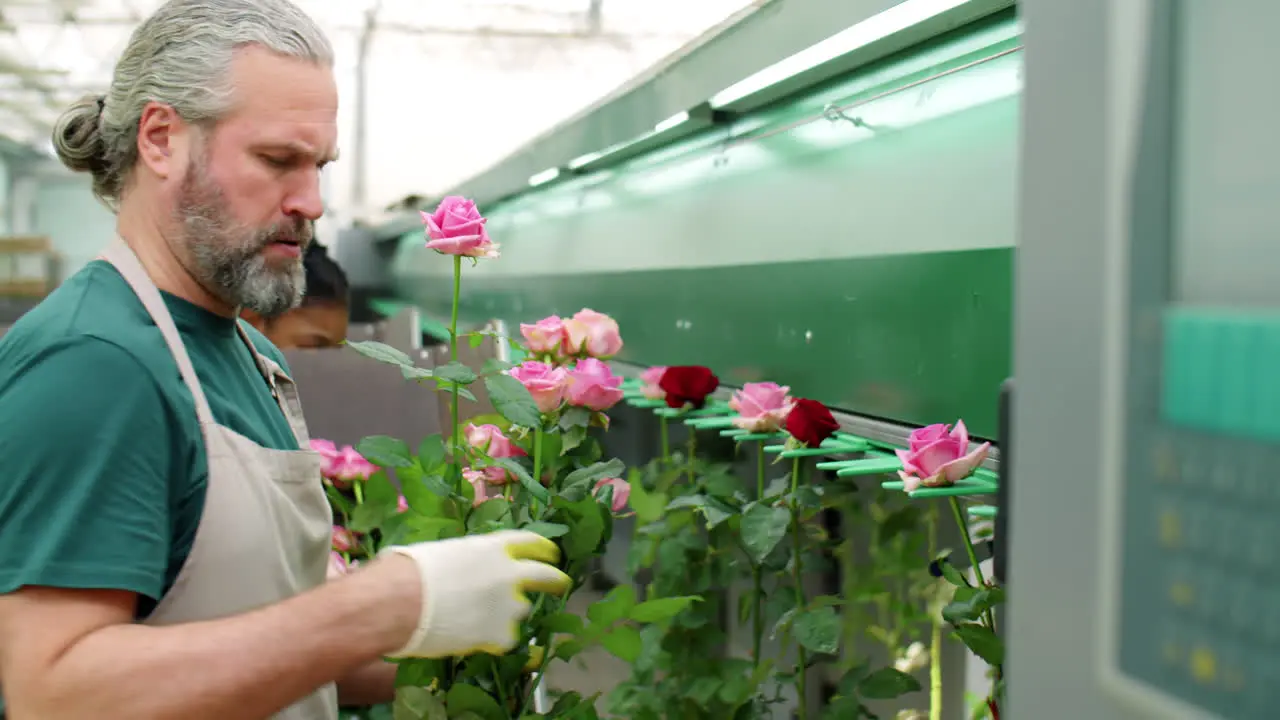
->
[940,442,990,483]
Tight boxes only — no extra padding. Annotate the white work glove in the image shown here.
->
[380,529,572,659]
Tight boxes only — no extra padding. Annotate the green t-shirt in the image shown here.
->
[0,260,300,619]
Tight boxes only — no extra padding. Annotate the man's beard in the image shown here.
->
[175,155,311,318]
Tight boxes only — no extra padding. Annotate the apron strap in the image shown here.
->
[100,238,217,427]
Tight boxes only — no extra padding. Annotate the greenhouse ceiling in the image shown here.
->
[0,0,757,202]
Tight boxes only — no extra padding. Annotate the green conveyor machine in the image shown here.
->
[356,0,1019,714]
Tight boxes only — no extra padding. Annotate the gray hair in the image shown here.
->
[51,0,334,210]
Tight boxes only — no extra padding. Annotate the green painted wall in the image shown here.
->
[391,14,1021,438]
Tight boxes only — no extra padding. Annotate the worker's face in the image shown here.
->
[176,47,338,318]
[259,302,350,349]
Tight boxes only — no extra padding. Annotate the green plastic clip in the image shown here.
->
[625,397,667,409]
[732,431,788,442]
[654,403,732,419]
[967,505,998,519]
[881,474,998,499]
[831,456,902,477]
[685,416,738,429]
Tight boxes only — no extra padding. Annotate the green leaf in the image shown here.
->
[630,595,700,623]
[600,624,643,663]
[433,360,477,385]
[346,339,412,367]
[480,358,513,376]
[588,585,636,627]
[356,436,415,469]
[392,685,447,720]
[953,623,1004,666]
[942,587,1002,625]
[857,667,922,700]
[468,332,485,349]
[559,406,592,431]
[665,494,736,528]
[443,683,505,720]
[936,556,970,588]
[483,374,542,428]
[524,521,570,539]
[363,470,400,508]
[740,503,792,563]
[793,607,841,655]
[490,457,551,505]
[560,425,588,455]
[557,496,607,561]
[563,458,626,490]
[417,435,448,472]
[467,498,510,530]
[347,502,391,533]
[543,611,585,635]
[401,365,434,381]
[627,471,668,525]
[402,515,464,543]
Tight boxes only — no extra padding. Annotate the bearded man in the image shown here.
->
[0,1,568,718]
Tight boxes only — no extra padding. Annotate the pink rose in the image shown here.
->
[639,366,667,401]
[566,358,624,412]
[562,308,623,359]
[730,382,795,433]
[331,446,376,483]
[520,316,567,357]
[311,438,340,477]
[895,420,990,492]
[593,477,631,513]
[397,495,409,513]
[331,526,355,552]
[479,465,510,486]
[508,360,569,414]
[465,423,526,458]
[327,551,348,580]
[420,195,500,258]
[463,468,490,506]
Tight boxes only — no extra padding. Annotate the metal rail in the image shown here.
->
[726,44,1024,148]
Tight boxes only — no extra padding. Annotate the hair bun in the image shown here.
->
[51,95,107,175]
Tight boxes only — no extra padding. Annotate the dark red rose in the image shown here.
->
[658,365,720,409]
[785,398,839,447]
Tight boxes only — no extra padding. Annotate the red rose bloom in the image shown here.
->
[658,365,720,409]
[786,398,839,447]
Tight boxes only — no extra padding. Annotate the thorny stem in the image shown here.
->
[660,418,670,466]
[752,442,766,668]
[948,497,1004,707]
[928,501,942,720]
[531,426,544,516]
[790,456,808,719]
[449,255,462,493]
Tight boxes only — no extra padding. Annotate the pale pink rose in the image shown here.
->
[420,196,500,258]
[562,308,623,359]
[465,423,526,458]
[327,551,348,580]
[729,382,795,433]
[565,358,624,412]
[508,361,569,414]
[479,465,510,486]
[397,495,409,513]
[593,477,631,513]
[331,445,376,483]
[896,420,990,492]
[520,316,567,357]
[331,526,355,552]
[311,438,341,478]
[639,366,667,401]
[463,468,490,506]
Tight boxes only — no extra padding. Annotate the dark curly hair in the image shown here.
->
[301,242,349,307]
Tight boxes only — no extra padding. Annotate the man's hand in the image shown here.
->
[382,529,572,658]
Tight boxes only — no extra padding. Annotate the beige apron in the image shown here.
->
[102,238,338,720]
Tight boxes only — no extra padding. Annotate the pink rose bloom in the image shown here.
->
[520,316,567,357]
[896,420,991,492]
[562,308,623,359]
[397,495,409,513]
[479,465,510,486]
[730,382,795,433]
[311,438,340,478]
[593,477,631,513]
[331,445,376,483]
[420,195,500,258]
[566,358,624,412]
[639,366,667,401]
[463,468,490,506]
[465,423,526,458]
[331,526,355,552]
[327,551,348,580]
[508,361,569,414]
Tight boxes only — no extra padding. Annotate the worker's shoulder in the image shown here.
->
[0,260,175,391]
